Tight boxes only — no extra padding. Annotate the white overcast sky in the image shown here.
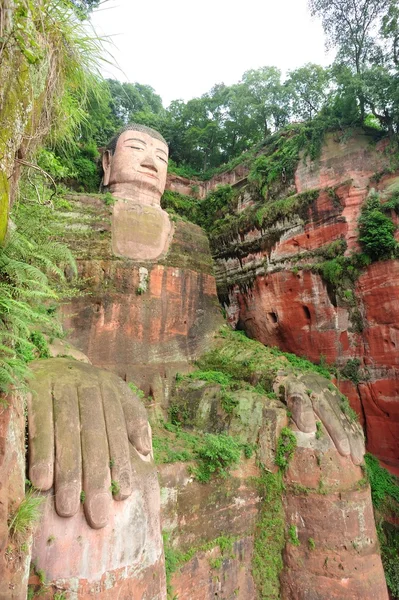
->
[90,0,334,107]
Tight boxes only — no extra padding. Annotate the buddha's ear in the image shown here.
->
[102,150,112,186]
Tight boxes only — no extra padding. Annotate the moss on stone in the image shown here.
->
[252,470,285,599]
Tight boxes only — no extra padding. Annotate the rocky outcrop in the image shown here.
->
[212,131,399,472]
[157,331,388,599]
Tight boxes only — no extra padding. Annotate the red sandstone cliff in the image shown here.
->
[209,131,399,474]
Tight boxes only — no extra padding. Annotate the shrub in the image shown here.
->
[275,427,297,472]
[193,433,241,482]
[358,193,396,260]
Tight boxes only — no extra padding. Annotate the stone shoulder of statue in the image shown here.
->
[102,123,174,261]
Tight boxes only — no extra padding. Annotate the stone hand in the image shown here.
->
[27,358,152,529]
[283,372,365,465]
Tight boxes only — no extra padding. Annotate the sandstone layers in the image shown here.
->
[212,132,399,474]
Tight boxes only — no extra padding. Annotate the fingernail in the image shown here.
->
[55,483,80,517]
[30,463,53,491]
[115,468,132,500]
[86,492,110,529]
[138,423,152,455]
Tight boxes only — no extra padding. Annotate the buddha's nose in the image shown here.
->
[140,154,158,172]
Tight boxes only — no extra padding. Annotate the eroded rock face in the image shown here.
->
[159,359,388,600]
[160,462,260,600]
[213,131,399,472]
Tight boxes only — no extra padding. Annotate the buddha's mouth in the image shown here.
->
[139,170,158,180]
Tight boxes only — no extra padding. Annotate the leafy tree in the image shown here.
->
[240,67,289,136]
[286,64,330,121]
[107,79,164,126]
[308,0,397,126]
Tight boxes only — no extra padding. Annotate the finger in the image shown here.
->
[117,379,152,456]
[53,380,81,517]
[101,377,133,501]
[286,380,316,433]
[79,383,111,529]
[311,393,351,457]
[348,428,365,465]
[27,370,54,491]
[339,414,365,466]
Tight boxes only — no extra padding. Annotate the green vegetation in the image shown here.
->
[195,329,334,397]
[127,382,146,400]
[110,480,120,496]
[192,433,241,483]
[339,393,359,422]
[0,198,76,394]
[364,453,399,509]
[8,488,43,543]
[275,427,297,472]
[252,470,285,599]
[315,421,323,439]
[288,524,300,546]
[341,358,362,384]
[308,537,316,550]
[153,422,242,482]
[0,0,106,392]
[359,192,397,260]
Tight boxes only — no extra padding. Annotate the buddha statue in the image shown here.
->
[102,124,173,260]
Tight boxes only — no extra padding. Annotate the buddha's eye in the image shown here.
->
[157,156,167,163]
[127,145,144,151]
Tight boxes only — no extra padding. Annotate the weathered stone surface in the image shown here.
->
[31,457,165,599]
[166,162,250,200]
[280,375,388,600]
[159,461,260,600]
[214,131,399,472]
[28,360,165,599]
[0,392,30,600]
[171,536,256,600]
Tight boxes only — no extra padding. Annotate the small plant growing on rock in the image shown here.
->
[288,524,300,546]
[8,488,43,543]
[315,421,323,439]
[192,433,241,483]
[110,480,120,496]
[275,427,297,472]
[308,537,316,550]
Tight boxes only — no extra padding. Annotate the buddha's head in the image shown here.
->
[102,124,169,204]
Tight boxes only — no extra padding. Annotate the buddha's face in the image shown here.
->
[102,129,169,202]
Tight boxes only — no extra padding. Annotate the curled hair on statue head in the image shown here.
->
[106,123,168,153]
